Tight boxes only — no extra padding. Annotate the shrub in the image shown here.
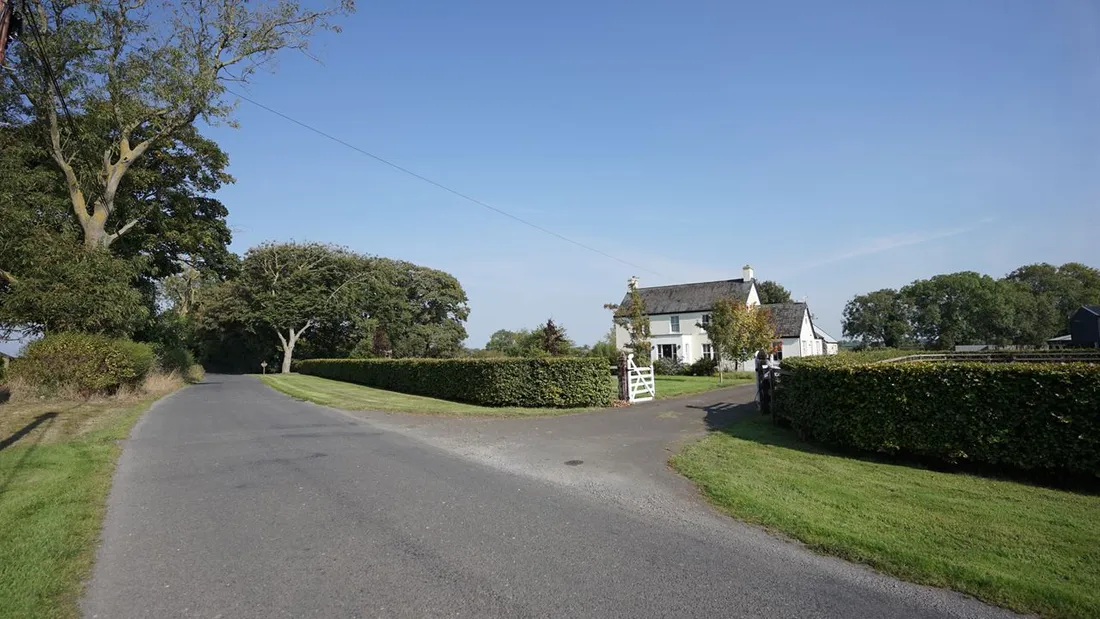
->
[155,345,196,375]
[686,357,718,376]
[652,357,686,376]
[775,357,1100,475]
[296,357,615,408]
[12,333,155,397]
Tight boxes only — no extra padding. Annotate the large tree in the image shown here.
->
[701,298,774,381]
[842,289,913,348]
[1005,263,1100,340]
[606,277,652,364]
[229,242,376,373]
[756,280,792,304]
[6,0,352,250]
[900,273,1019,349]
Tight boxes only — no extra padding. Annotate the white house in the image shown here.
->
[813,324,839,355]
[614,266,825,369]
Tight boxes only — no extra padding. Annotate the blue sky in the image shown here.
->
[149,1,1100,349]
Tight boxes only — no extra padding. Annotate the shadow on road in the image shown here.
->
[687,401,762,431]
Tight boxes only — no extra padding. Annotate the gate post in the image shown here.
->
[618,353,629,401]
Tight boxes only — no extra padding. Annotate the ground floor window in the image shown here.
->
[658,344,680,360]
[701,344,714,360]
[771,340,784,361]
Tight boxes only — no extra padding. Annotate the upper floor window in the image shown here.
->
[701,314,711,327]
[670,315,680,332]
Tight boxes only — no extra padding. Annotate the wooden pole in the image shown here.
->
[0,1,12,67]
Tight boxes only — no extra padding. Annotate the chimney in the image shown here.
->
[742,265,754,281]
[628,275,639,290]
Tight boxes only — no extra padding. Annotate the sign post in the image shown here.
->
[260,360,268,375]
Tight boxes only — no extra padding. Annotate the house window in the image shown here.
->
[772,340,784,361]
[702,344,714,360]
[670,315,680,333]
[701,314,711,327]
[658,344,679,360]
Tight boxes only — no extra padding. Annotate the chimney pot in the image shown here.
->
[742,265,754,281]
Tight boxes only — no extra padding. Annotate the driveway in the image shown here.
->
[83,375,1020,618]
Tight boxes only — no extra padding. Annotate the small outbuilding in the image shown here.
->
[1070,305,1100,348]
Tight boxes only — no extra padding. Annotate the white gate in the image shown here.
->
[627,354,655,403]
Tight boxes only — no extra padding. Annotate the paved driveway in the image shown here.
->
[83,375,1021,618]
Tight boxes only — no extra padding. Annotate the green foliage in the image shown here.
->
[0,240,149,338]
[756,280,792,304]
[842,263,1100,349]
[296,357,615,408]
[536,318,572,356]
[842,289,913,348]
[703,298,774,377]
[686,356,719,376]
[12,333,154,396]
[609,280,652,364]
[776,358,1100,475]
[652,357,686,376]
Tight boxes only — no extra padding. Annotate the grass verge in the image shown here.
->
[260,373,598,417]
[650,373,754,399]
[671,417,1100,618]
[0,378,184,619]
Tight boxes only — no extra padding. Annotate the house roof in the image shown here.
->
[1079,305,1100,317]
[763,302,809,338]
[619,279,754,315]
[813,324,838,343]
[1047,334,1073,342]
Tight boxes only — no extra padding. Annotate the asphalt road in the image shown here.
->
[83,375,1020,618]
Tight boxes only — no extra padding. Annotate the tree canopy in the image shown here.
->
[841,263,1100,349]
[701,298,774,380]
[6,0,353,250]
[756,280,792,304]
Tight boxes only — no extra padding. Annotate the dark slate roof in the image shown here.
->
[619,279,754,315]
[763,302,809,338]
[1081,305,1100,316]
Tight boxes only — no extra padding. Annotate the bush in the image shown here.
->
[296,357,615,408]
[12,333,155,397]
[775,357,1100,475]
[652,357,686,376]
[686,357,718,376]
[155,345,196,375]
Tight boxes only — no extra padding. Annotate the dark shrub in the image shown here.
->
[12,333,155,397]
[775,357,1100,475]
[296,357,614,408]
[686,357,718,376]
[155,345,196,375]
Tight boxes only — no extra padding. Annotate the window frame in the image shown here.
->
[702,343,713,360]
[669,315,680,333]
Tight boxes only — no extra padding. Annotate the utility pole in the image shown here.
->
[0,0,15,67]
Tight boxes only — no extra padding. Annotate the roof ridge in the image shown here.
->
[637,278,747,290]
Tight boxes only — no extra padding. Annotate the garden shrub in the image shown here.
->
[686,357,718,376]
[652,357,686,376]
[12,332,155,397]
[775,357,1100,475]
[154,345,196,375]
[296,357,615,408]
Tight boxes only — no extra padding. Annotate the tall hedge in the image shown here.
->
[296,357,615,408]
[775,358,1100,475]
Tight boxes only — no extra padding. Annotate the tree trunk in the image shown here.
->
[281,340,294,374]
[276,322,312,374]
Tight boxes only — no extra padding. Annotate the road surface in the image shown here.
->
[83,375,1019,618]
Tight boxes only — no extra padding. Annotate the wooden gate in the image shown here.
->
[627,354,655,403]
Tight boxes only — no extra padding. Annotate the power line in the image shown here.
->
[225,88,660,276]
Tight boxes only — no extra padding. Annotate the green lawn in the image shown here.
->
[0,391,175,619]
[260,373,598,417]
[650,373,754,399]
[671,417,1100,619]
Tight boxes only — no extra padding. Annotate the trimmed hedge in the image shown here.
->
[12,332,155,397]
[775,357,1100,475]
[296,357,615,408]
